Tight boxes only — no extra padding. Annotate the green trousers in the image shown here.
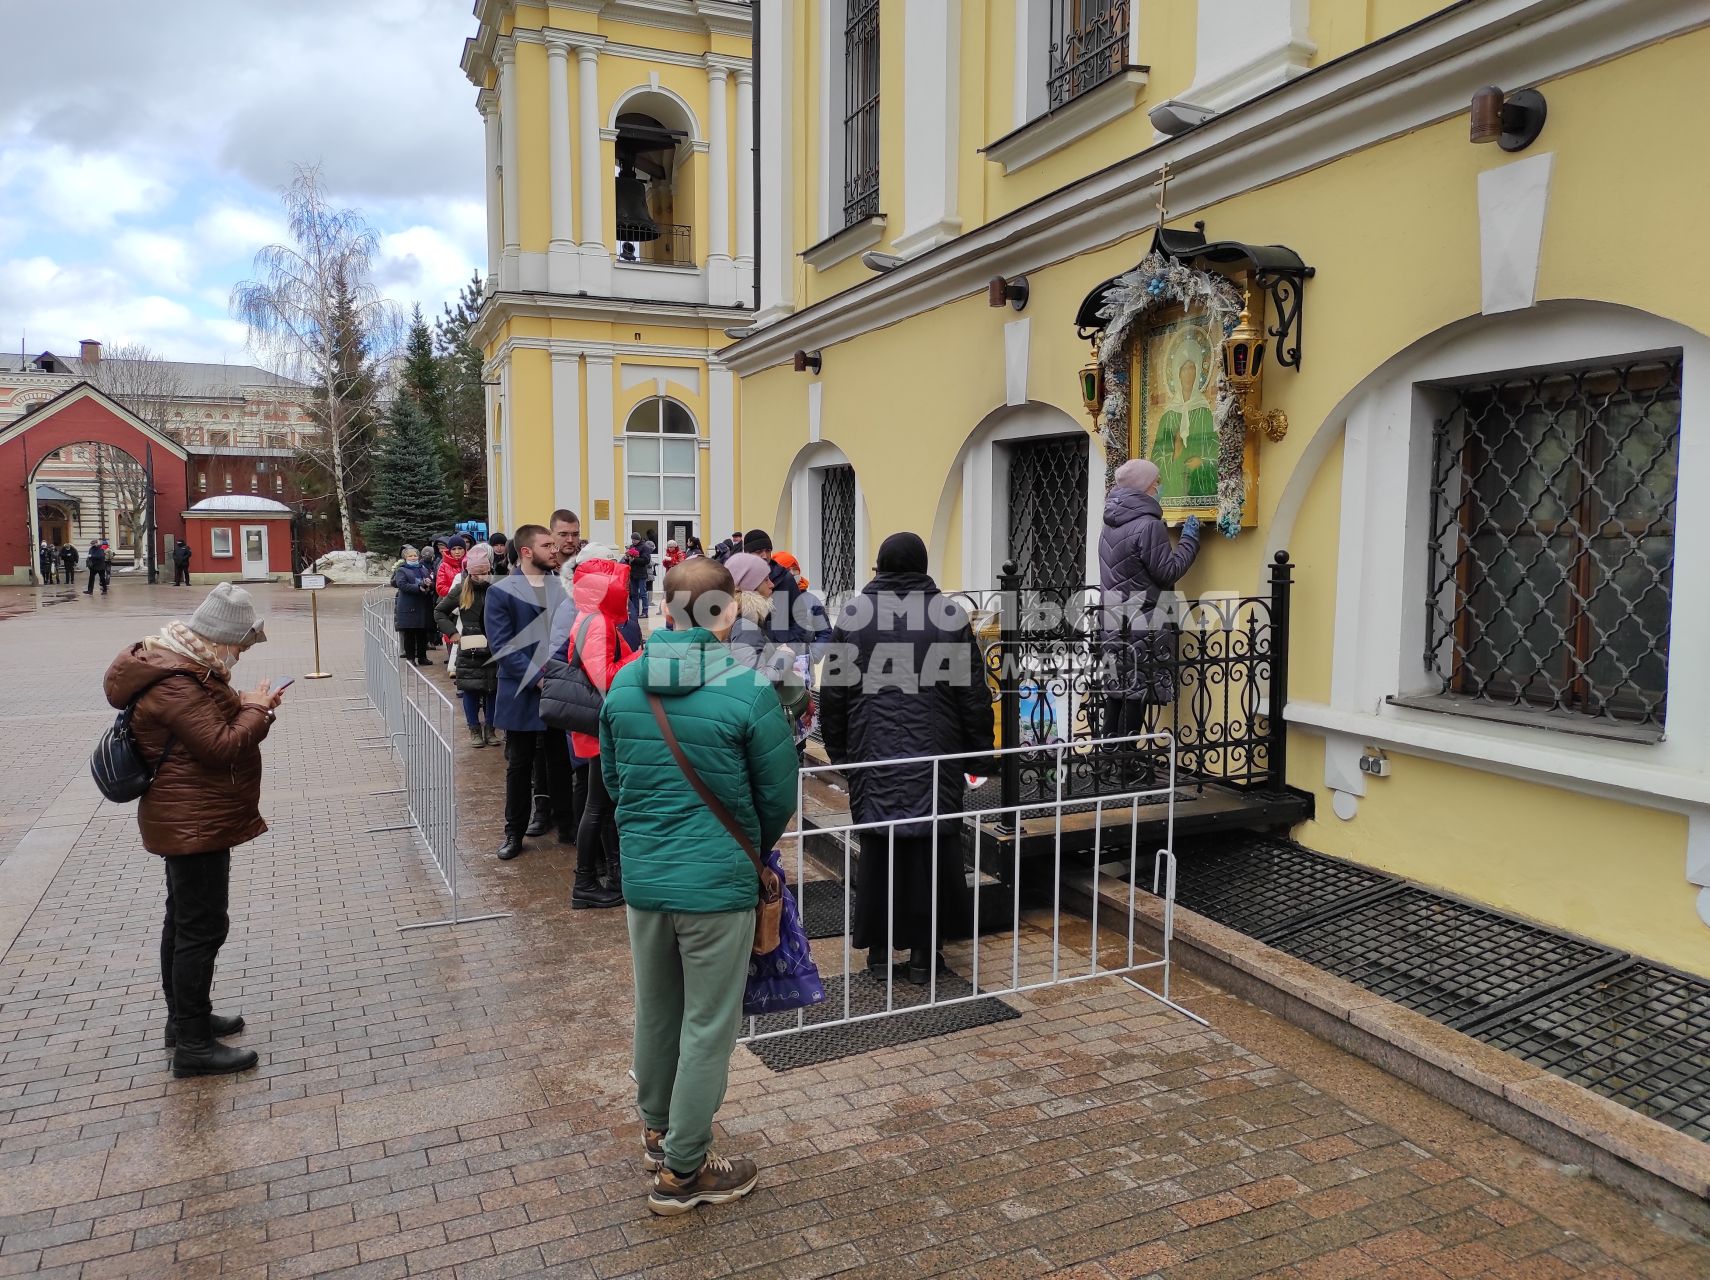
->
[628,906,755,1175]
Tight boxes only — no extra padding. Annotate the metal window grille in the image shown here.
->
[818,464,857,607]
[1425,356,1681,727]
[1048,0,1130,111]
[842,0,880,226]
[1007,435,1088,588]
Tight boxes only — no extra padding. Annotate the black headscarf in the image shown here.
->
[875,532,929,575]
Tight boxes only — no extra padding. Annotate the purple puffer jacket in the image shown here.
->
[1097,487,1200,704]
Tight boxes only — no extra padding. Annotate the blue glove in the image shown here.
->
[1182,515,1202,540]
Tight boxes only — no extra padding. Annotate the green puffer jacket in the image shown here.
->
[600,627,800,914]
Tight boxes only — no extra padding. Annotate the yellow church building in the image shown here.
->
[721,0,1710,976]
[461,0,754,548]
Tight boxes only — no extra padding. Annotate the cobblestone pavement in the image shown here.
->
[1,578,1707,1280]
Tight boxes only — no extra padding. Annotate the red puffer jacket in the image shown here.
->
[562,558,637,758]
[435,551,465,598]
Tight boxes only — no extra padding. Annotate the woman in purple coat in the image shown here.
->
[1097,459,1201,776]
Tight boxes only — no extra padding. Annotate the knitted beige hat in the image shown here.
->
[189,583,266,647]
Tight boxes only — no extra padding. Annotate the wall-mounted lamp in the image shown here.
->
[988,275,1029,311]
[1221,300,1288,442]
[793,350,822,375]
[1078,343,1104,421]
[724,325,755,341]
[861,251,907,272]
[1470,86,1547,152]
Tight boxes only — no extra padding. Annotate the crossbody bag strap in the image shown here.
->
[568,613,596,670]
[646,692,767,883]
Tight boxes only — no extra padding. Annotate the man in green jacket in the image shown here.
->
[600,557,799,1215]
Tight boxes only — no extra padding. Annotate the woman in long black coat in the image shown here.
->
[391,546,437,665]
[820,532,995,985]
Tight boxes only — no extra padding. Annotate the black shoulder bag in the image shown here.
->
[539,615,607,735]
[91,673,187,803]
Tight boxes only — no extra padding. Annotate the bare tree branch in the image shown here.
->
[89,343,186,559]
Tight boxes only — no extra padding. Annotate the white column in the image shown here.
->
[893,0,962,256]
[546,39,579,293]
[756,0,796,325]
[550,352,583,517]
[734,68,755,270]
[497,43,521,290]
[484,381,501,523]
[709,364,736,539]
[1185,0,1315,112]
[481,93,502,291]
[705,63,736,305]
[575,45,612,293]
[584,354,616,543]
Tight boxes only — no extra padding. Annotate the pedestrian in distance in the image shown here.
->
[485,524,574,861]
[722,553,810,727]
[434,534,466,599]
[549,543,637,909]
[819,532,995,986]
[663,539,684,572]
[102,583,282,1077]
[391,545,436,665]
[625,534,653,620]
[85,539,109,595]
[712,531,742,563]
[488,530,511,576]
[1097,458,1200,782]
[740,530,808,648]
[38,539,55,585]
[600,557,799,1214]
[685,536,705,559]
[171,539,193,586]
[60,541,78,584]
[435,542,500,747]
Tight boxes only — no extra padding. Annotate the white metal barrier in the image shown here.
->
[741,731,1198,1045]
[361,589,508,932]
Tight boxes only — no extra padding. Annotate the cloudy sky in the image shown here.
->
[0,0,484,367]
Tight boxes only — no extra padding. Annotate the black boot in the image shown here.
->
[525,805,552,838]
[571,847,621,909]
[164,1011,245,1049]
[497,831,524,861]
[907,948,947,986]
[866,947,892,976]
[172,1017,259,1077]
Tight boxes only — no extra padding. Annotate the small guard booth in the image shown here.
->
[181,495,294,584]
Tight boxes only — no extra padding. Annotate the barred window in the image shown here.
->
[1424,356,1682,728]
[842,0,880,226]
[1048,0,1130,111]
[818,464,857,607]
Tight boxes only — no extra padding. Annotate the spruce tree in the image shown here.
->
[436,273,489,520]
[364,397,454,554]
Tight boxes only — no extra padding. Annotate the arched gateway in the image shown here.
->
[0,382,190,584]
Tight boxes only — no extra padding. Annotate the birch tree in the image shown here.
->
[231,165,400,548]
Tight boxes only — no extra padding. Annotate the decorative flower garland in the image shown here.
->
[1095,253,1248,536]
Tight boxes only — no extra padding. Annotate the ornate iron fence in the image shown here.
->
[947,552,1293,816]
[617,221,693,267]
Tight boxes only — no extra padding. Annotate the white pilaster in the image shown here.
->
[734,67,755,291]
[576,45,613,294]
[498,362,516,527]
[893,0,963,256]
[1183,0,1315,113]
[484,381,501,523]
[498,42,521,290]
[756,0,796,325]
[550,352,583,517]
[546,39,579,294]
[705,63,737,305]
[709,364,737,540]
[815,0,845,244]
[480,92,502,292]
[584,354,616,543]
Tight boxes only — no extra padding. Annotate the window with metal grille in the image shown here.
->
[842,0,880,226]
[1424,356,1681,728]
[818,465,857,606]
[1048,0,1130,111]
[1007,435,1088,588]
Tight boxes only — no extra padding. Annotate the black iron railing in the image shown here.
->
[951,551,1293,815]
[617,222,694,267]
[1047,0,1131,111]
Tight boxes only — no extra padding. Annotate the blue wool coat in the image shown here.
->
[483,572,568,732]
[391,561,437,630]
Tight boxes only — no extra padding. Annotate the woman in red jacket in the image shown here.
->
[548,545,638,909]
[434,536,469,651]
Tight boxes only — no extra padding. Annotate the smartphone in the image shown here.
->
[274,678,296,695]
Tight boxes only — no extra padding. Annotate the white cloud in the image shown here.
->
[112,230,193,291]
[376,219,482,304]
[4,147,174,232]
[195,206,288,263]
[0,254,243,363]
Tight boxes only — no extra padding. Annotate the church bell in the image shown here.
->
[614,165,662,242]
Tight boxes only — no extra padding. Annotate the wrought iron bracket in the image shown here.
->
[1074,223,1315,369]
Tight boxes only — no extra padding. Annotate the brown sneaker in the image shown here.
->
[642,1127,665,1173]
[647,1151,759,1215]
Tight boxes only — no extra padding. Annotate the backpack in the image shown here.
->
[539,615,607,735]
[91,674,185,803]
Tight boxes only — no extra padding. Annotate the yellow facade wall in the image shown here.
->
[507,347,553,522]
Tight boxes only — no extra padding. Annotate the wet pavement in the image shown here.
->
[0,577,1706,1279]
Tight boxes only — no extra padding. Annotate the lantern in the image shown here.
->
[1079,344,1104,420]
[1222,299,1288,442]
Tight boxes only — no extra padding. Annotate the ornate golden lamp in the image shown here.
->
[1079,341,1104,421]
[1222,300,1288,442]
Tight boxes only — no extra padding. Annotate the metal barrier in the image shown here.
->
[742,731,1197,1047]
[361,589,508,932]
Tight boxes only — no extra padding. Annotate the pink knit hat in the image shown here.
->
[1114,458,1161,493]
[724,552,772,592]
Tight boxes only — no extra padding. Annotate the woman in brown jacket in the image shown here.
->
[103,583,284,1078]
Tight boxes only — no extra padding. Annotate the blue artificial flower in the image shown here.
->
[1146,277,1167,298]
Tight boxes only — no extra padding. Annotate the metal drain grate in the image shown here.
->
[792,879,851,940]
[744,970,1019,1072]
[1269,887,1618,1029]
[1473,962,1710,1142]
[1159,835,1398,941]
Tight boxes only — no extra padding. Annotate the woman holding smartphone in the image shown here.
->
[103,584,285,1078]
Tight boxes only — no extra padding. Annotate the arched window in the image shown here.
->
[624,397,699,546]
[615,106,693,267]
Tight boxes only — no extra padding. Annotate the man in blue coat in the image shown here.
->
[483,524,572,860]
